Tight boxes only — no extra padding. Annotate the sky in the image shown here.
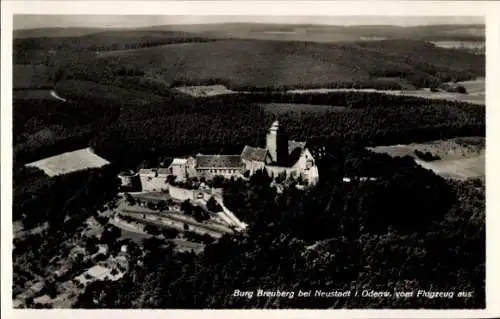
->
[13,15,484,30]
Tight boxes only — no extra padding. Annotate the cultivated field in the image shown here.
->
[25,147,110,177]
[174,85,236,97]
[368,137,485,179]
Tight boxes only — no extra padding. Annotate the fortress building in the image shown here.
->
[132,120,319,191]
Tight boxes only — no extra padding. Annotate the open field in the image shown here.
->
[415,154,484,180]
[25,147,110,177]
[431,41,484,55]
[368,137,485,179]
[174,85,236,97]
[454,78,485,94]
[287,87,485,105]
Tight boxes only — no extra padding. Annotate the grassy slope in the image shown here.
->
[88,38,483,89]
[14,27,107,39]
[14,25,484,90]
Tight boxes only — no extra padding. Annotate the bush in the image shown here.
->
[456,85,467,94]
[414,149,441,161]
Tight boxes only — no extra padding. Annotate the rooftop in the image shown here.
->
[241,146,268,162]
[196,154,245,169]
[171,158,188,165]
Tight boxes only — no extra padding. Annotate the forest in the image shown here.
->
[12,24,486,310]
[89,91,484,169]
[72,145,485,308]
[12,89,485,309]
[13,88,484,172]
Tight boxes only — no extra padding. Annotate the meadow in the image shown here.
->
[368,137,485,179]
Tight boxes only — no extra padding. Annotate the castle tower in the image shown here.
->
[266,120,288,165]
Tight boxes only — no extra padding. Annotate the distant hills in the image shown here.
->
[14,23,485,42]
[13,23,485,91]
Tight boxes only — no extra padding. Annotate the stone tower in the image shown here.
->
[266,120,288,165]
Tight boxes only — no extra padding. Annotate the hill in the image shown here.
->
[13,30,216,65]
[13,27,107,39]
[141,23,485,42]
[64,38,483,90]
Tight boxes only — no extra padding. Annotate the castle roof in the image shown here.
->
[239,140,308,166]
[287,140,308,166]
[241,146,268,162]
[195,154,245,169]
[171,158,187,166]
[288,140,306,154]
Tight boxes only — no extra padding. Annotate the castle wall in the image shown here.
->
[139,174,169,192]
[265,165,298,179]
[243,159,266,174]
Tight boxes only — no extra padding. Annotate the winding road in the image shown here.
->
[50,90,67,102]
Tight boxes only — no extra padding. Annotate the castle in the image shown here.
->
[132,120,319,192]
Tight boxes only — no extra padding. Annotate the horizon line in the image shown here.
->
[13,21,486,31]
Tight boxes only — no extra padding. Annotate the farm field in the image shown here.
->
[25,147,110,177]
[368,137,485,179]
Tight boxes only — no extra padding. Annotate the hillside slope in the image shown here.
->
[141,23,485,42]
[65,38,483,89]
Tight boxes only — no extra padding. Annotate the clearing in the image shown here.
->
[174,85,236,97]
[368,137,485,180]
[287,87,485,105]
[25,147,110,177]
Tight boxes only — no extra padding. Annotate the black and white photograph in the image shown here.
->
[1,1,498,317]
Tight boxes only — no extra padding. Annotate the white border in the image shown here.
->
[2,1,499,319]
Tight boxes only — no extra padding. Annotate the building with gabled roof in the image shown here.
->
[132,120,319,189]
[195,154,246,179]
